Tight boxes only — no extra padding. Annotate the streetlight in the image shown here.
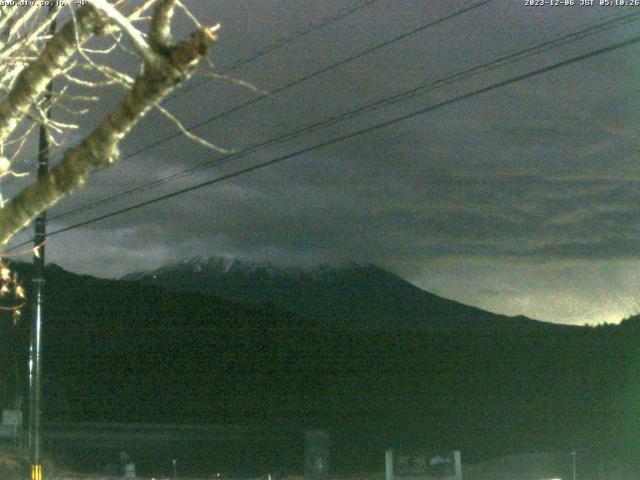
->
[173,458,177,480]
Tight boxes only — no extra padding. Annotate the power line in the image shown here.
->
[53,0,493,168]
[9,31,640,251]
[18,0,378,174]
[29,0,493,225]
[121,0,494,160]
[48,9,640,223]
[44,0,494,174]
[177,0,379,96]
[47,0,496,221]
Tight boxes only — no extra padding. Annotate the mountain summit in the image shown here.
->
[124,257,556,331]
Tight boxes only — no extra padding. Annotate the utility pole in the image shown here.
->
[28,7,56,480]
[571,450,576,480]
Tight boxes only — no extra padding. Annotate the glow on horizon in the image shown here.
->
[405,258,640,326]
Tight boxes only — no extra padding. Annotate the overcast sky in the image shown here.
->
[6,0,640,326]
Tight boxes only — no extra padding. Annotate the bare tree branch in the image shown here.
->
[0,22,218,244]
[88,0,163,66]
[0,5,102,145]
[150,0,176,52]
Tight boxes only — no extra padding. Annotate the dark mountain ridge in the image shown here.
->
[0,261,637,476]
[124,256,560,331]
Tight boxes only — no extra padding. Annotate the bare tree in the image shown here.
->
[0,0,219,247]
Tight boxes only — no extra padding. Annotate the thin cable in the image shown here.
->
[8,32,639,251]
[31,0,493,197]
[122,0,495,160]
[49,8,640,222]
[50,0,497,220]
[14,0,378,177]
[180,0,379,92]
